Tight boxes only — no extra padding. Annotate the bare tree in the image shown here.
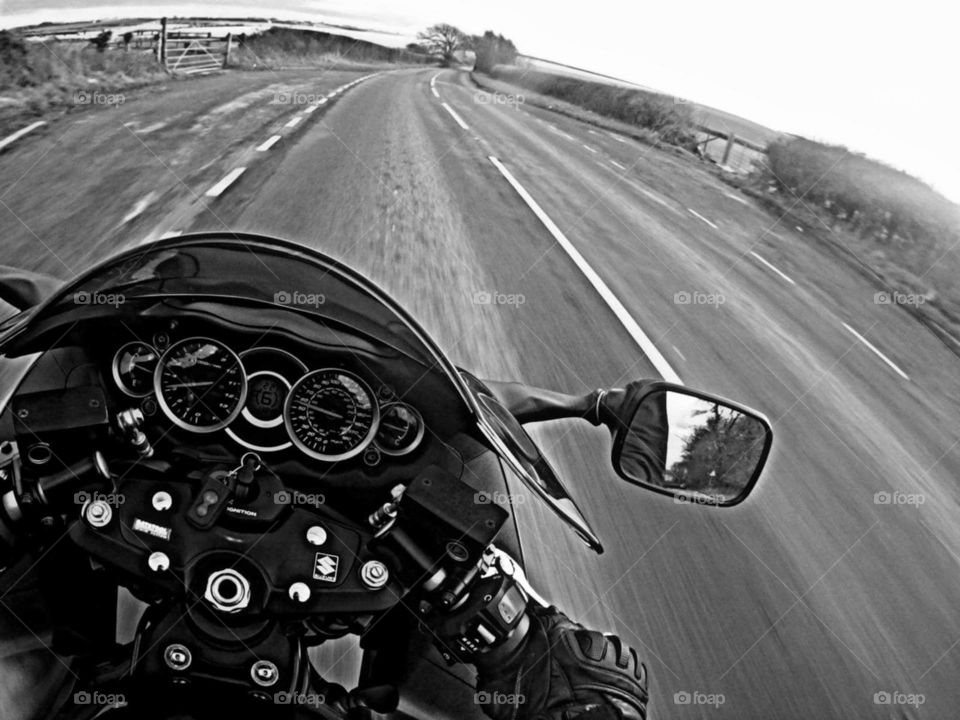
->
[417,23,466,66]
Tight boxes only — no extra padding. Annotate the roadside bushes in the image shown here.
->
[486,65,695,146]
[231,28,430,69]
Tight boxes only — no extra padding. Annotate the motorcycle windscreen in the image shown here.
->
[461,372,603,553]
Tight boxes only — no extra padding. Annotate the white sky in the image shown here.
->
[4,0,959,204]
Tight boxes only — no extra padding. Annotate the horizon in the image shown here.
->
[3,0,958,207]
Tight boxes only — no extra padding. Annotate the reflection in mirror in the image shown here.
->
[618,390,769,504]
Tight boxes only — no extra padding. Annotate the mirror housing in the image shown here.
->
[610,381,772,506]
[0,266,61,311]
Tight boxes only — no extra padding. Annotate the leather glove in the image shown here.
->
[474,605,648,720]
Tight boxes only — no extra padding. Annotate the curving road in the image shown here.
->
[2,65,960,719]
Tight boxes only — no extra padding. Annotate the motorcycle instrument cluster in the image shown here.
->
[110,337,427,461]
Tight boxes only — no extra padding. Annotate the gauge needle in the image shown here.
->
[298,401,344,420]
[167,381,215,389]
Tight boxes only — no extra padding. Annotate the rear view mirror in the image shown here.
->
[611,382,771,506]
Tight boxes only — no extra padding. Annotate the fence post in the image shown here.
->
[159,17,167,66]
[224,33,232,68]
[722,131,736,166]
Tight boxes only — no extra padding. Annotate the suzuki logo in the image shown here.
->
[313,552,339,582]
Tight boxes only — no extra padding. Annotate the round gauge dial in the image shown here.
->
[155,337,247,433]
[227,347,308,453]
[375,403,425,456]
[112,342,159,397]
[284,369,379,461]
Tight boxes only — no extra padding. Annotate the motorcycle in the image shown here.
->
[0,233,772,719]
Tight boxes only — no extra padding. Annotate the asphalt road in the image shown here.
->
[2,65,960,719]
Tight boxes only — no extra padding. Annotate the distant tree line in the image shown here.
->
[412,23,518,70]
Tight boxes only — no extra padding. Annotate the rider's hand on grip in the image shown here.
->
[475,605,648,720]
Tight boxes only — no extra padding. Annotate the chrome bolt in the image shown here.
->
[85,500,112,528]
[359,560,389,589]
[148,551,170,572]
[305,525,327,546]
[250,660,279,687]
[203,568,251,613]
[152,491,172,512]
[164,643,192,671]
[288,582,311,603]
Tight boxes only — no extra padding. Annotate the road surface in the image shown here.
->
[2,65,960,719]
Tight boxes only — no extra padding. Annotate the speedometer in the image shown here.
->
[155,337,247,433]
[284,369,379,461]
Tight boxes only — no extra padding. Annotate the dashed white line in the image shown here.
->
[749,251,796,285]
[431,87,440,98]
[688,208,718,229]
[0,121,46,151]
[285,116,301,129]
[672,345,687,362]
[547,125,575,141]
[204,167,246,198]
[303,104,319,114]
[583,144,598,153]
[641,188,674,210]
[256,135,281,152]
[441,102,470,130]
[842,322,910,380]
[121,194,154,224]
[606,132,628,143]
[725,192,750,206]
[488,155,682,384]
[611,160,627,171]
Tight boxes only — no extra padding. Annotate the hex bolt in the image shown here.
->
[250,660,280,687]
[164,644,192,671]
[288,582,311,603]
[359,560,389,589]
[85,500,112,528]
[148,551,170,572]
[305,525,327,546]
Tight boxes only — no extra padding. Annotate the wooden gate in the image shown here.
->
[161,31,230,76]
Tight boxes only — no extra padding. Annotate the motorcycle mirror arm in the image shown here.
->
[480,379,644,430]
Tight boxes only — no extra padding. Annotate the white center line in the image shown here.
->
[688,208,719,229]
[285,116,301,129]
[441,102,470,130]
[725,192,750,206]
[749,251,796,285]
[0,120,46,151]
[672,345,687,362]
[204,167,246,198]
[431,86,440,98]
[256,135,281,152]
[489,155,682,384]
[842,322,910,380]
[547,125,575,141]
[611,160,627,170]
[583,144,598,153]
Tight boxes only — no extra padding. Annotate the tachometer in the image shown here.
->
[155,337,247,433]
[112,341,159,397]
[284,369,379,461]
[374,403,425,456]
